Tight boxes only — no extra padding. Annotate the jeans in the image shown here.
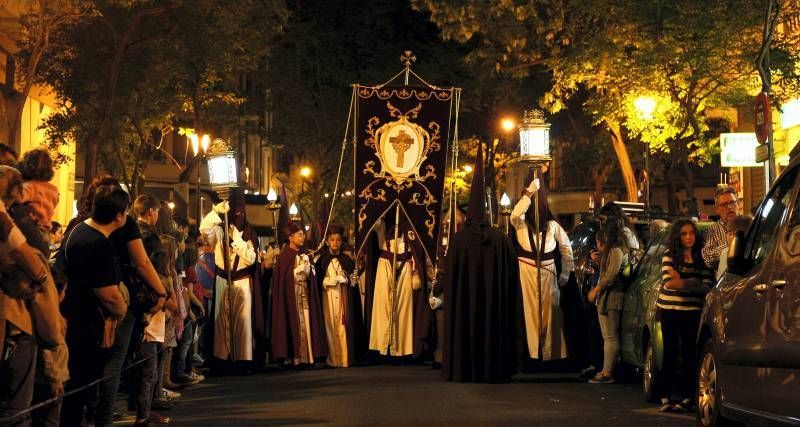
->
[94,310,135,427]
[31,382,60,427]
[0,332,37,427]
[659,309,702,401]
[597,309,620,375]
[61,334,107,427]
[133,341,158,422]
[173,320,194,379]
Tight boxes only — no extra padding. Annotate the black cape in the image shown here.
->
[315,248,366,365]
[441,222,523,382]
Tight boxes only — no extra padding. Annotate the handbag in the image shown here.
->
[124,265,159,315]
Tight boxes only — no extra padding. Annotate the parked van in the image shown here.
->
[697,157,800,426]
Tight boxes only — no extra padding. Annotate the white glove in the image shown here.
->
[213,201,230,214]
[526,178,540,194]
[231,239,247,254]
[336,275,348,284]
[429,296,442,310]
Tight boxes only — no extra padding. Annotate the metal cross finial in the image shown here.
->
[401,51,416,67]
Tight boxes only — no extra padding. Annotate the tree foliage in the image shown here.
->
[415,0,800,208]
[26,0,286,190]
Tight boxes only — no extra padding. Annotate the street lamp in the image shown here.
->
[191,133,212,225]
[463,165,473,173]
[266,188,281,247]
[635,95,656,213]
[300,166,312,178]
[517,108,551,359]
[206,138,239,361]
[499,192,512,233]
[500,117,516,133]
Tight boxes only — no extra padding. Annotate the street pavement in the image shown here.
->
[155,364,694,426]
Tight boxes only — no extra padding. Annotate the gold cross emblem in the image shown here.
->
[389,130,414,168]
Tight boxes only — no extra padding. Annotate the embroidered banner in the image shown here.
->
[354,85,454,262]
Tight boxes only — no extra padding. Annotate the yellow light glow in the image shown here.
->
[300,166,312,178]
[500,118,516,133]
[464,165,473,173]
[167,202,175,210]
[200,134,211,153]
[190,134,200,156]
[344,190,352,197]
[266,188,277,202]
[500,193,511,207]
[634,96,657,120]
[289,203,298,215]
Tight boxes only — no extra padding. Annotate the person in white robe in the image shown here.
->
[200,199,257,362]
[510,178,574,360]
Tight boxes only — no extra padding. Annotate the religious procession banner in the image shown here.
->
[354,84,456,263]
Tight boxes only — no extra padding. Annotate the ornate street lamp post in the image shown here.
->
[191,133,211,225]
[266,188,281,247]
[517,109,551,359]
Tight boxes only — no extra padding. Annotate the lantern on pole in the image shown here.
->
[266,188,281,247]
[517,109,551,359]
[518,109,551,163]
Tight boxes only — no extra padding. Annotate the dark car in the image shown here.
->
[697,159,800,426]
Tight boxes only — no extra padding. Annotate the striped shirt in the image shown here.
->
[657,251,713,311]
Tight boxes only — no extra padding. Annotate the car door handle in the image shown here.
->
[754,283,768,293]
[770,279,787,289]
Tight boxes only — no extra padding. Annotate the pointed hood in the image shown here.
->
[466,141,488,225]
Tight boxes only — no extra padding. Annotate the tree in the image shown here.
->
[29,0,287,188]
[415,0,800,208]
[1,0,88,148]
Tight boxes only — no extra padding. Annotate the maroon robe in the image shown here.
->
[270,246,327,361]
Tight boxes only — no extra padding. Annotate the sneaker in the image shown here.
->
[161,388,181,399]
[578,365,597,380]
[659,398,674,412]
[588,372,615,384]
[173,375,199,385]
[187,371,205,382]
[673,399,694,413]
[191,354,206,366]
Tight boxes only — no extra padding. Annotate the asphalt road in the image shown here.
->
[155,365,694,426]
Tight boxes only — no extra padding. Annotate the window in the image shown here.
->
[746,167,799,265]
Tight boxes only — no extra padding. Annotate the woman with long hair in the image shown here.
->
[656,219,713,412]
[586,220,629,384]
[510,177,573,361]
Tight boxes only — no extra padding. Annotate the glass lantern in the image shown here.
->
[518,109,551,162]
[207,150,238,189]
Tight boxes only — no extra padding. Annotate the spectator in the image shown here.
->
[60,185,129,426]
[0,168,62,426]
[597,202,639,250]
[656,219,713,412]
[70,180,166,427]
[586,220,629,384]
[715,215,752,279]
[19,148,60,234]
[701,186,738,272]
[130,248,171,426]
[0,143,18,166]
[49,221,63,254]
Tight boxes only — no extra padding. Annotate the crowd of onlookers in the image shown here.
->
[0,144,213,426]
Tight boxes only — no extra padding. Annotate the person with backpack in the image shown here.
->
[586,220,629,384]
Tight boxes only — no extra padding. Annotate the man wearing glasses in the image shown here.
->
[702,186,739,273]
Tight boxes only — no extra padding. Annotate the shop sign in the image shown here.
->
[720,133,762,167]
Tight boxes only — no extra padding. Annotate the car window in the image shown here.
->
[746,166,799,265]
